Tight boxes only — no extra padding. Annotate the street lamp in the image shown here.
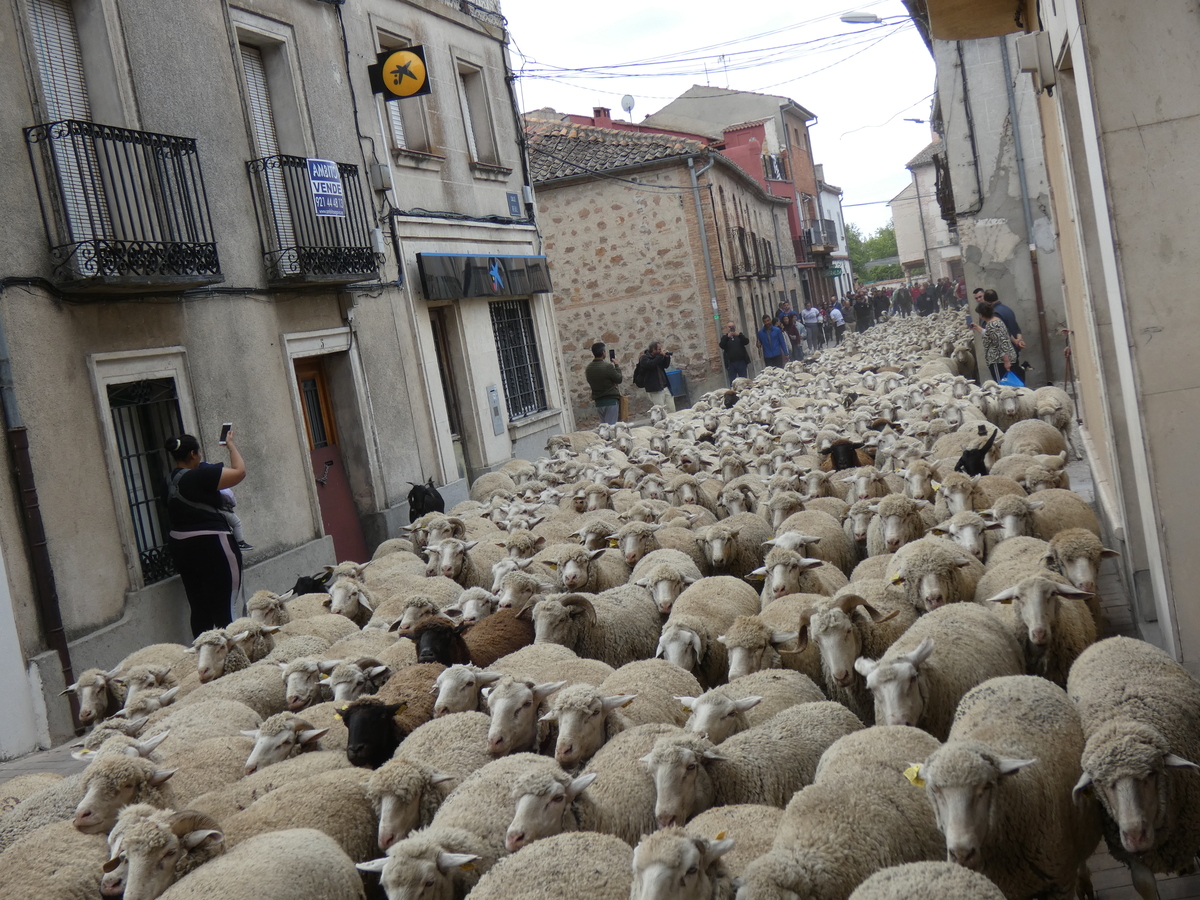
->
[839,12,883,23]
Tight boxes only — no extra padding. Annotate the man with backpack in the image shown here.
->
[633,341,675,412]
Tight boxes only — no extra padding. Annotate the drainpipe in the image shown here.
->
[0,302,79,729]
[1000,37,1054,382]
[688,155,722,349]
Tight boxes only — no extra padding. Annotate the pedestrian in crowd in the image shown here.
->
[634,341,675,413]
[842,296,856,333]
[829,301,846,344]
[872,290,890,324]
[982,288,1026,364]
[893,283,912,317]
[970,301,1016,382]
[776,298,794,321]
[719,323,750,383]
[781,312,805,361]
[756,315,788,369]
[801,301,823,350]
[853,293,872,332]
[163,430,247,637]
[585,341,622,425]
[955,277,967,307]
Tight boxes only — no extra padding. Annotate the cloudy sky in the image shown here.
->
[502,0,936,234]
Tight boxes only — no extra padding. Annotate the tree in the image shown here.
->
[847,220,903,283]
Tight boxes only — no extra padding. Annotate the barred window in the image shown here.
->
[107,378,183,584]
[488,299,547,420]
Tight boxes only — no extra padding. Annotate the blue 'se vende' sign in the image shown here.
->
[307,158,346,218]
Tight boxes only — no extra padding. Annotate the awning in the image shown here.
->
[416,253,553,301]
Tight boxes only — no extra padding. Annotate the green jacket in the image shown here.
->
[585,357,623,403]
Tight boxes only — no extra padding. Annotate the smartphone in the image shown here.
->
[965,313,973,325]
[608,349,616,361]
[219,423,233,446]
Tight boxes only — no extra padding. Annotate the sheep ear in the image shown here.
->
[1027,500,1044,510]
[298,728,328,744]
[702,747,729,761]
[1100,548,1121,559]
[676,696,696,711]
[716,634,727,646]
[987,586,1018,604]
[704,836,737,860]
[136,730,171,756]
[889,573,905,585]
[150,768,176,786]
[61,683,78,695]
[1072,771,1093,803]
[913,499,931,509]
[277,662,290,671]
[183,828,224,850]
[905,638,935,666]
[240,729,260,738]
[478,671,503,686]
[953,557,973,568]
[634,577,650,587]
[357,858,389,874]
[534,681,567,701]
[603,694,636,711]
[930,526,947,536]
[1164,754,1200,770]
[567,773,598,799]
[1053,584,1095,600]
[733,696,762,712]
[261,625,282,634]
[771,630,799,647]
[996,757,1037,776]
[437,852,481,873]
[539,710,559,723]
[748,566,768,579]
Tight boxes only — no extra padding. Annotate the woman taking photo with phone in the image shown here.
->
[162,429,247,636]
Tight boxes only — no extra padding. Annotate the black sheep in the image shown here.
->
[954,428,999,476]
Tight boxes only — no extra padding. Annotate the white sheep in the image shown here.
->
[683,803,783,878]
[987,574,1097,686]
[240,711,327,774]
[188,629,253,684]
[1000,418,1068,457]
[986,489,1100,541]
[1068,637,1200,895]
[158,827,364,899]
[885,535,984,612]
[927,509,1001,561]
[484,677,566,756]
[100,805,225,900]
[613,521,709,574]
[0,820,109,900]
[278,657,339,711]
[770,509,857,576]
[430,665,503,716]
[471,831,633,900]
[1032,385,1082,459]
[628,827,734,900]
[542,544,631,593]
[680,668,825,743]
[424,538,501,590]
[643,701,863,827]
[695,513,772,578]
[797,585,918,723]
[917,675,1101,900]
[864,494,930,557]
[1044,527,1120,595]
[717,596,821,686]
[531,586,660,668]
[657,576,762,688]
[753,547,849,605]
[847,861,1006,900]
[72,753,178,835]
[630,549,705,614]
[854,603,1025,740]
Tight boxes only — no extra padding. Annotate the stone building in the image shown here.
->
[889,139,963,281]
[908,0,1200,673]
[0,0,569,755]
[524,114,794,423]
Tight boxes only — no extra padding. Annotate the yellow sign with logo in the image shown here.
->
[368,45,431,100]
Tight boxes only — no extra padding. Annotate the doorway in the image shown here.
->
[429,308,469,480]
[294,356,369,563]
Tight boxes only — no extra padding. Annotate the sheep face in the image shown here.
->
[410,620,471,666]
[769,499,805,532]
[74,766,175,834]
[855,638,935,728]
[939,480,975,516]
[545,693,631,767]
[242,716,326,774]
[280,661,320,711]
[341,701,405,769]
[193,632,249,683]
[496,570,551,610]
[697,526,740,573]
[630,830,735,900]
[657,624,702,673]
[451,591,497,625]
[431,666,500,717]
[921,745,1036,869]
[811,609,861,688]
[879,513,917,554]
[722,633,789,683]
[120,667,171,708]
[800,471,832,499]
[555,549,602,591]
[618,528,656,567]
[845,504,874,544]
[764,556,823,600]
[639,476,668,502]
[989,578,1094,649]
[931,516,998,562]
[426,539,476,582]
[721,458,747,482]
[328,665,368,703]
[847,470,887,502]
[531,598,587,649]
[363,846,481,900]
[103,811,223,900]
[992,499,1037,540]
[490,556,525,593]
[901,467,935,501]
[392,600,440,636]
[634,569,694,616]
[485,679,564,755]
[681,693,761,744]
[504,777,592,854]
[326,580,373,621]
[642,740,717,828]
[584,486,613,512]
[71,671,116,725]
[721,489,752,516]
[1049,538,1118,594]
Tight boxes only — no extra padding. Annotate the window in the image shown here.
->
[28,0,91,121]
[489,299,547,420]
[456,61,499,166]
[379,33,430,154]
[107,378,184,584]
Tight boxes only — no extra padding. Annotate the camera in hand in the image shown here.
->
[219,422,232,445]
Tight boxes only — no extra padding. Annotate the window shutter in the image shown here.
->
[387,99,408,150]
[240,44,280,158]
[28,0,90,121]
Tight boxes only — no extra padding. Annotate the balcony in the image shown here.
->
[247,155,378,286]
[804,219,839,253]
[24,120,222,293]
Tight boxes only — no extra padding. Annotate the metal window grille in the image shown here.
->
[299,377,330,448]
[488,299,547,420]
[107,378,183,584]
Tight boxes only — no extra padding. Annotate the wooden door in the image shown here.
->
[295,357,368,563]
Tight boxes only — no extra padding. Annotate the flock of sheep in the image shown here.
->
[2,308,1197,900]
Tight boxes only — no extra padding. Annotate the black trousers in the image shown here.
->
[170,532,243,636]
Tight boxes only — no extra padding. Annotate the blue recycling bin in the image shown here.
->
[666,368,687,397]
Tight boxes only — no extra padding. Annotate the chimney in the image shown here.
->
[592,107,612,126]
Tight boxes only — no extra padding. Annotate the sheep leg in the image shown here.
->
[1077,861,1095,900]
[1129,860,1160,900]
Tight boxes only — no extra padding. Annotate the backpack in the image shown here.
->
[632,358,648,389]
[407,478,445,523]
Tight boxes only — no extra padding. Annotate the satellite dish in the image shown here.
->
[621,94,635,119]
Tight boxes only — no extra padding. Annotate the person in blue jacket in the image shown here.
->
[756,315,788,369]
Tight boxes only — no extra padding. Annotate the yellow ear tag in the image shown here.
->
[607,538,619,548]
[932,481,942,491]
[715,831,727,840]
[890,573,904,585]
[459,862,476,872]
[319,674,330,681]
[904,764,926,787]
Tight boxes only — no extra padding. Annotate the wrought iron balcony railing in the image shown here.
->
[24,119,222,293]
[246,155,378,285]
